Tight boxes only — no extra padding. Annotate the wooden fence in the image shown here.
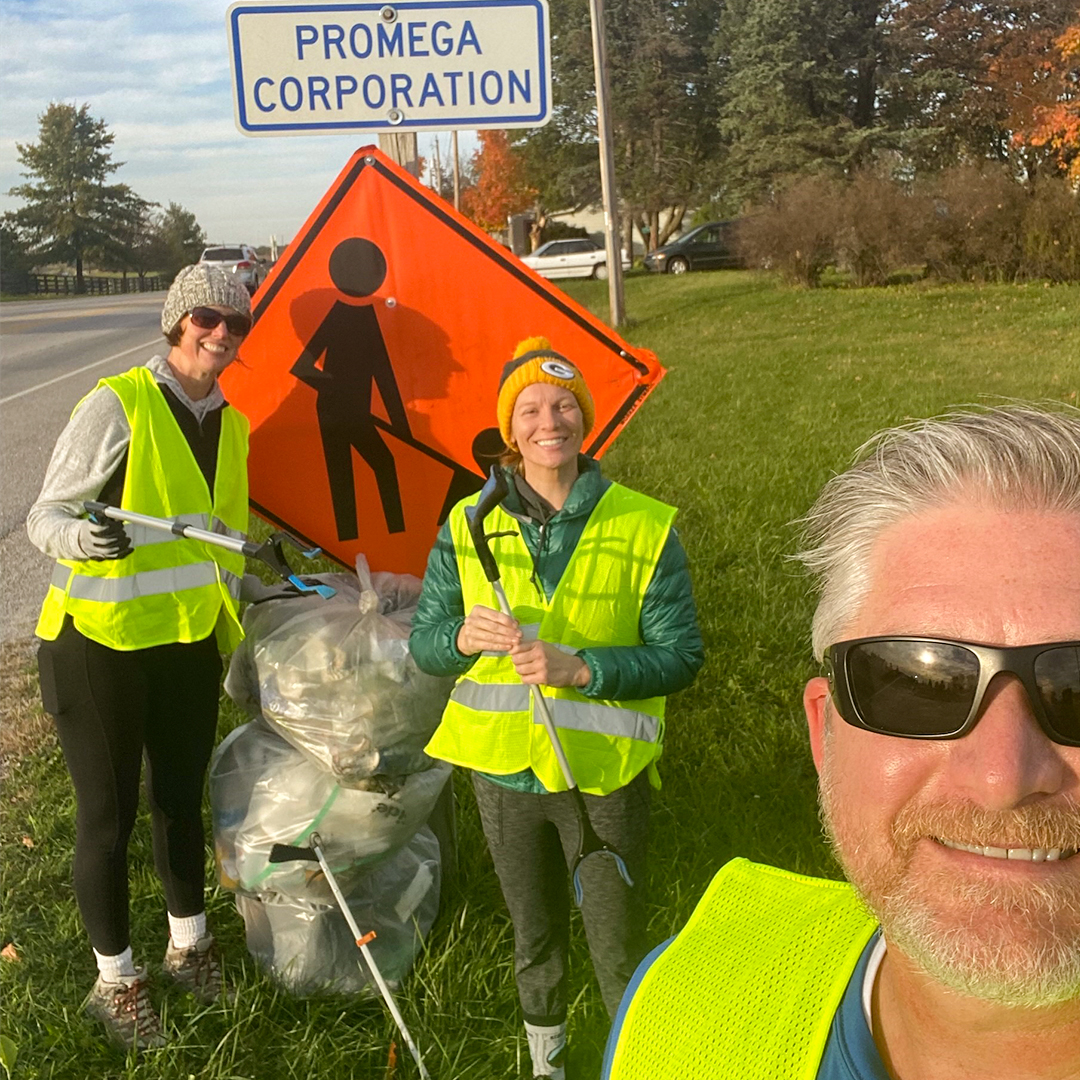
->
[1,272,167,296]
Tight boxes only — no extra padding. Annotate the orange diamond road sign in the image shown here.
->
[220,145,666,576]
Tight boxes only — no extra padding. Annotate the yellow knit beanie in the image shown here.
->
[496,336,595,448]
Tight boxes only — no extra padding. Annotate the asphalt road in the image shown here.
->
[1,293,164,643]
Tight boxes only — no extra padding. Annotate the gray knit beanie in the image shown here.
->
[160,264,252,336]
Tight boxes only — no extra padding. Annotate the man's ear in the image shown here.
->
[804,677,831,775]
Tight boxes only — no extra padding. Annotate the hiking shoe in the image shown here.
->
[162,933,233,1004]
[84,969,167,1050]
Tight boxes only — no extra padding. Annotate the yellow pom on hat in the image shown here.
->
[497,336,595,448]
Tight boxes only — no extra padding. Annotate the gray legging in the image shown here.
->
[471,770,651,1026]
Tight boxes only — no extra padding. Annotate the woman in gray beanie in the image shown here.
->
[27,264,264,1050]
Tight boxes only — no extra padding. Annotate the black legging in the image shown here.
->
[37,618,222,955]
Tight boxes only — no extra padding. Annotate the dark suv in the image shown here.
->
[643,220,744,274]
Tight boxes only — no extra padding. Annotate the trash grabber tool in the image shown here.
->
[83,501,336,599]
[464,468,634,906]
[268,836,432,1080]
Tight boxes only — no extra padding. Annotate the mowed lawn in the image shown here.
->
[2,272,1077,1079]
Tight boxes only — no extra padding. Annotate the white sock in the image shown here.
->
[167,911,207,950]
[525,1021,566,1079]
[94,946,137,981]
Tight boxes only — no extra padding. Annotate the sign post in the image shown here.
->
[588,0,625,327]
[227,0,552,135]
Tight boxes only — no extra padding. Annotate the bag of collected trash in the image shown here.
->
[224,555,452,786]
[235,826,441,996]
[210,720,450,897]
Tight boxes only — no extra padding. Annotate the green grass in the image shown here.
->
[2,272,1078,1078]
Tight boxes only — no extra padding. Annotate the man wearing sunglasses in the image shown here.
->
[603,404,1080,1080]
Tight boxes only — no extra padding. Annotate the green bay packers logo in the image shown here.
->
[540,359,576,380]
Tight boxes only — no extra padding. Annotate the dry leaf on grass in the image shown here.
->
[1,943,20,963]
[20,836,34,849]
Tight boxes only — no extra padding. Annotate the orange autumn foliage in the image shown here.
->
[1013,22,1080,182]
[460,131,536,231]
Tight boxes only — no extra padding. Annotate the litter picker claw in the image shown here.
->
[268,834,432,1080]
[464,467,635,905]
[83,501,336,599]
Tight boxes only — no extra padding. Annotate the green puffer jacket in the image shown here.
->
[410,457,704,706]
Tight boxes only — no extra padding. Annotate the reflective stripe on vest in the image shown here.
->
[51,561,243,603]
[425,481,676,796]
[451,678,661,743]
[605,859,877,1080]
[35,366,249,652]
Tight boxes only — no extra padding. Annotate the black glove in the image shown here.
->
[78,517,133,561]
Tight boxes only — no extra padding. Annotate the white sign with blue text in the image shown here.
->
[227,0,551,135]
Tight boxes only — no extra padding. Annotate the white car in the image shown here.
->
[199,244,266,295]
[520,238,631,280]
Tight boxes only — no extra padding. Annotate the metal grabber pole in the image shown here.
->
[268,835,433,1080]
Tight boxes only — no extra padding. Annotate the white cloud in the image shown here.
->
[1,0,479,246]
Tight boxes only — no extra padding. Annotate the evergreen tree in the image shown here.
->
[715,0,886,204]
[152,202,207,280]
[8,103,146,291]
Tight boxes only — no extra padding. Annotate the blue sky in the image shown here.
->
[0,0,477,248]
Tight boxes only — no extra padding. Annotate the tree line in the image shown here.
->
[3,103,206,293]
[461,0,1080,257]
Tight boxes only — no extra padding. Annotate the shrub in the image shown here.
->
[833,170,929,286]
[921,165,1027,282]
[739,163,1080,287]
[738,175,842,287]
[1021,177,1080,282]
[541,220,590,244]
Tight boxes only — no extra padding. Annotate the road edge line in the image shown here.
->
[1,338,161,405]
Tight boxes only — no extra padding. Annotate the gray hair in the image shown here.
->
[795,403,1080,660]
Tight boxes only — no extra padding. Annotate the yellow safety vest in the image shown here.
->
[36,366,249,652]
[606,859,878,1080]
[425,482,675,796]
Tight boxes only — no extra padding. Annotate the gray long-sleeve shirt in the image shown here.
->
[26,355,226,562]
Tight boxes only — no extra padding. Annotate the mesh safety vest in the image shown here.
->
[425,482,676,796]
[36,366,248,652]
[606,859,877,1080]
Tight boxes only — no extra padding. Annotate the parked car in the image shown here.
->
[643,220,744,274]
[198,244,266,294]
[520,238,631,280]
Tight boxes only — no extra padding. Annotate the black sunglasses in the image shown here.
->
[188,307,252,337]
[825,636,1080,747]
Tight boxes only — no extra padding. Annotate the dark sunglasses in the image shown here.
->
[825,636,1080,747]
[188,307,252,337]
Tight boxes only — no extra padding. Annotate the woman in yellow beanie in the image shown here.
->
[411,336,703,1078]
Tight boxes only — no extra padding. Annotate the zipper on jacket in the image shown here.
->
[528,522,547,600]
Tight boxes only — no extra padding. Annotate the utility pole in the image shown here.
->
[378,132,420,177]
[588,0,626,326]
[452,130,461,212]
[433,135,443,195]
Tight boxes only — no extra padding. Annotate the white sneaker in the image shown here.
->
[525,1021,566,1080]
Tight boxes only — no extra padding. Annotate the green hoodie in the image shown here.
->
[410,458,704,793]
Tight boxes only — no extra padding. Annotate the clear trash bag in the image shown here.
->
[224,555,453,786]
[235,826,441,996]
[210,720,450,897]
